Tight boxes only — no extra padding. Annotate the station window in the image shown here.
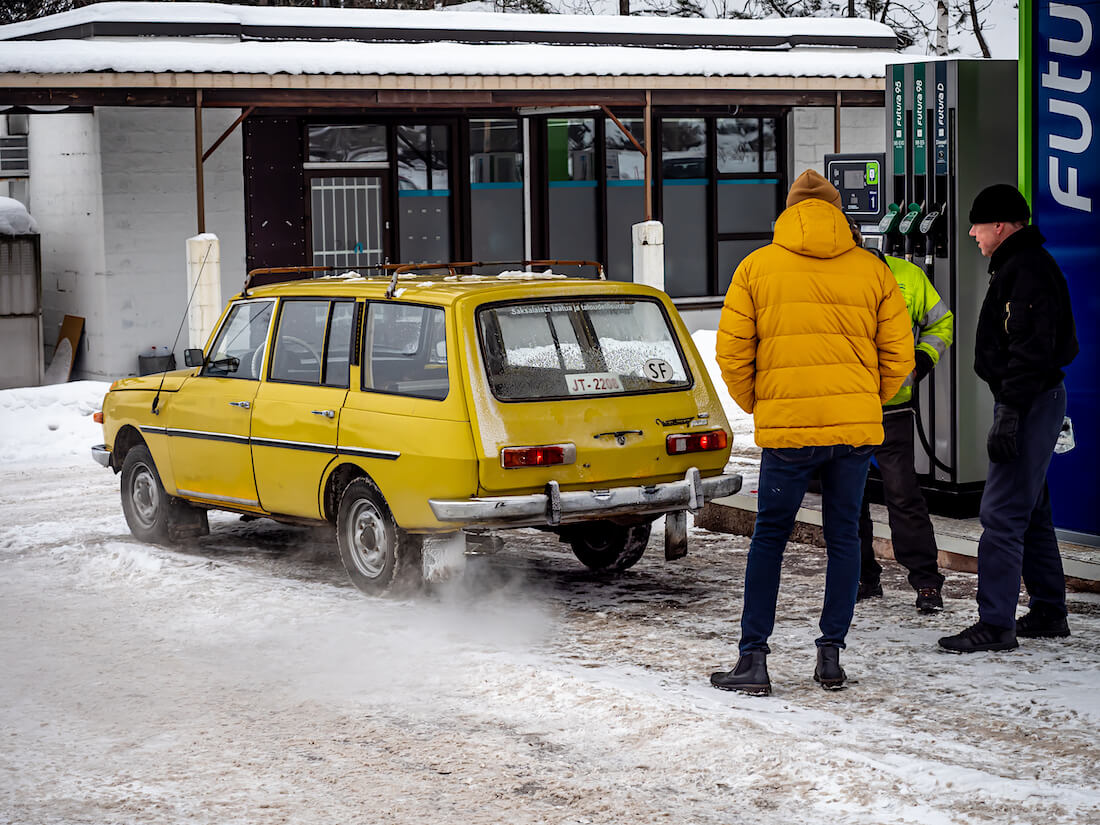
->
[605,117,646,282]
[397,123,452,263]
[307,124,387,165]
[547,117,598,262]
[469,118,524,264]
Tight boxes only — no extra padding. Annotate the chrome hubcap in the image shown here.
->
[347,499,388,579]
[131,464,159,528]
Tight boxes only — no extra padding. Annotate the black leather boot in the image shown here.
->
[813,645,847,690]
[710,652,771,696]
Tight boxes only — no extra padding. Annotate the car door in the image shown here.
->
[251,298,355,519]
[164,298,275,509]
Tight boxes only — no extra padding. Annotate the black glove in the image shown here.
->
[987,405,1020,464]
[913,350,935,383]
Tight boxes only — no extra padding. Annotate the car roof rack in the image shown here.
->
[243,260,605,298]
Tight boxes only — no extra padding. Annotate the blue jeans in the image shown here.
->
[740,444,874,654]
[977,384,1067,629]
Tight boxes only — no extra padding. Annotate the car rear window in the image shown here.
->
[478,297,692,401]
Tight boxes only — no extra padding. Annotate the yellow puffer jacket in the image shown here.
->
[716,198,915,448]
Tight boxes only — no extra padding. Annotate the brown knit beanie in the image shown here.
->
[786,169,842,209]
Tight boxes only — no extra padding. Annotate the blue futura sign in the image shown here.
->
[1033,0,1098,537]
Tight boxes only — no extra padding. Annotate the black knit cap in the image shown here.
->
[968,183,1031,224]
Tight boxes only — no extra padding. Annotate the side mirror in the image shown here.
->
[184,348,205,368]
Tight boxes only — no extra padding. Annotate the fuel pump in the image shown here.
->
[882,58,1019,516]
[825,153,886,248]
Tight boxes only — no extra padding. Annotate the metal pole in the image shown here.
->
[643,89,653,221]
[834,91,842,153]
[194,88,206,235]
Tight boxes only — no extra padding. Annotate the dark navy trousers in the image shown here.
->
[740,444,873,654]
[977,383,1067,629]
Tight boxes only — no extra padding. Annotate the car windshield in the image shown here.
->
[477,297,691,401]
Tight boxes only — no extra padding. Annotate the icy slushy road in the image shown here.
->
[2,455,1099,825]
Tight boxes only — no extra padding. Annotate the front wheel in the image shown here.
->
[567,521,652,573]
[120,445,170,543]
[336,478,423,596]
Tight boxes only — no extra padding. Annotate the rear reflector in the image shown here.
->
[666,430,728,455]
[93,411,104,424]
[500,443,574,469]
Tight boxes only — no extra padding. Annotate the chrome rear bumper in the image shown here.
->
[429,467,742,528]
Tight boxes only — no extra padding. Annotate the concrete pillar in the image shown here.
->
[631,220,664,290]
[187,233,221,350]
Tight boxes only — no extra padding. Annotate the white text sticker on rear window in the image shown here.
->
[565,372,623,395]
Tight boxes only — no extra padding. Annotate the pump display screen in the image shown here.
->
[843,169,865,189]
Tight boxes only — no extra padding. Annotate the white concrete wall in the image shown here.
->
[30,107,246,380]
[29,113,109,376]
[790,106,886,179]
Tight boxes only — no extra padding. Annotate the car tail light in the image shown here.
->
[666,430,728,455]
[93,411,104,424]
[500,443,575,469]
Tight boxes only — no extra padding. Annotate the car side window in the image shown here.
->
[268,299,355,388]
[203,300,274,380]
[362,302,448,400]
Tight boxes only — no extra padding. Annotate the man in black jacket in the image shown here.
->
[939,183,1078,653]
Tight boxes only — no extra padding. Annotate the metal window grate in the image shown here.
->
[310,176,383,269]
[0,136,29,176]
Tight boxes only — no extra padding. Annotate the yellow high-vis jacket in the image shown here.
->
[716,198,915,448]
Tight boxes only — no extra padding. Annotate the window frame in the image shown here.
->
[360,300,450,401]
[475,295,695,404]
[264,297,357,389]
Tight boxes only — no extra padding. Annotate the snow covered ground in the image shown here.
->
[3,374,1099,825]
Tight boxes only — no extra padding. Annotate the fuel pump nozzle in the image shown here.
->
[898,201,925,261]
[918,204,944,268]
[877,203,904,255]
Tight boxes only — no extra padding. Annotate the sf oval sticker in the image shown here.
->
[644,358,675,382]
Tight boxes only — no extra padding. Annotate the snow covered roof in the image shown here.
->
[0,2,898,51]
[0,38,903,80]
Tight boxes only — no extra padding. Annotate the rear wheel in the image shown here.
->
[567,521,652,573]
[120,445,170,543]
[336,478,423,596]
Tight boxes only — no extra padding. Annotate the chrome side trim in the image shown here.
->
[338,445,401,461]
[251,436,336,455]
[176,488,260,507]
[141,424,399,461]
[161,427,251,445]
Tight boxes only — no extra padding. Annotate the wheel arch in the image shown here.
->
[322,461,373,524]
[110,424,147,473]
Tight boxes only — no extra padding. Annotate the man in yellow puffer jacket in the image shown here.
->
[709,169,914,696]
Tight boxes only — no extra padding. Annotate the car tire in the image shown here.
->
[120,444,171,544]
[336,478,423,596]
[568,521,652,573]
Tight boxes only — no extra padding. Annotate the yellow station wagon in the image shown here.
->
[93,262,741,594]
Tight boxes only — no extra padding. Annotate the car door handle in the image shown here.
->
[229,401,251,409]
[311,409,335,419]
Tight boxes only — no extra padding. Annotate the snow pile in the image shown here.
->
[0,380,108,467]
[0,196,38,236]
[691,328,755,450]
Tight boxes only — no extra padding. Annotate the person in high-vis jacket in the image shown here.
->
[710,170,913,695]
[856,250,954,613]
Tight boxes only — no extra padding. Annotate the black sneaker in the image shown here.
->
[710,652,771,696]
[857,580,883,602]
[915,587,943,614]
[1016,608,1071,638]
[938,621,1018,653]
[813,646,847,690]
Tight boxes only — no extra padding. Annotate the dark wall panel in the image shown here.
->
[244,117,306,272]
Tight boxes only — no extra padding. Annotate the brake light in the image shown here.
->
[93,411,104,424]
[501,444,574,469]
[666,430,728,455]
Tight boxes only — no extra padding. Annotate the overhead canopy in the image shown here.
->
[0,1,902,110]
